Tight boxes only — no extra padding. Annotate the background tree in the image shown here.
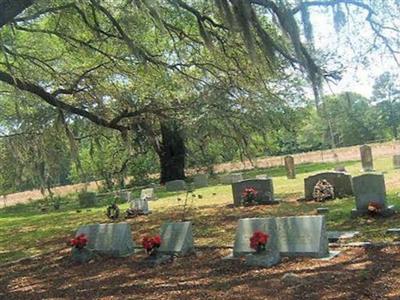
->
[372,72,400,139]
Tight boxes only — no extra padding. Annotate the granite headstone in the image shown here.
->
[284,156,296,179]
[231,178,276,206]
[75,222,135,257]
[158,221,194,256]
[165,180,187,192]
[304,171,353,200]
[193,174,208,188]
[351,173,395,217]
[360,145,374,171]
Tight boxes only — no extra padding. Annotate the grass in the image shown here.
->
[0,156,399,264]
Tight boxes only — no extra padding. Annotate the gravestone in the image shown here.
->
[393,155,400,169]
[130,198,150,214]
[234,216,329,258]
[360,145,374,171]
[193,174,208,188]
[75,223,135,257]
[284,156,296,179]
[221,173,243,184]
[304,172,353,200]
[140,188,155,201]
[351,173,395,217]
[275,216,329,258]
[119,191,132,202]
[158,221,194,256]
[233,218,279,258]
[231,178,277,206]
[165,180,187,192]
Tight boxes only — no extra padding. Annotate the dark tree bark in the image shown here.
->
[0,0,35,28]
[157,121,186,184]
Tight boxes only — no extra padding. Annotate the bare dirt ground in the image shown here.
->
[0,246,399,300]
[3,141,400,207]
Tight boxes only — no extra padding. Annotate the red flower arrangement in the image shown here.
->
[368,201,382,215]
[241,187,258,204]
[250,231,269,253]
[142,235,162,256]
[70,234,88,250]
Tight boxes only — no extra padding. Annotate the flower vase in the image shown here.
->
[71,247,93,264]
[245,248,280,267]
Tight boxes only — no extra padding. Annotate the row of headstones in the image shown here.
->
[229,171,396,217]
[284,145,400,179]
[75,221,194,258]
[303,171,395,217]
[74,215,332,267]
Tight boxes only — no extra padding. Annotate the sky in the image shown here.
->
[308,5,399,99]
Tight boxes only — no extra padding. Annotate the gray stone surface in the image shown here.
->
[233,218,279,257]
[221,173,243,184]
[393,155,400,169]
[231,178,275,206]
[276,216,329,258]
[76,223,136,257]
[255,175,268,180]
[284,156,296,179]
[351,173,395,217]
[140,188,155,201]
[165,180,187,192]
[193,174,208,188]
[327,231,359,243]
[158,221,194,256]
[304,172,353,200]
[316,207,329,214]
[244,250,280,267]
[130,198,150,214]
[360,145,374,171]
[234,216,329,258]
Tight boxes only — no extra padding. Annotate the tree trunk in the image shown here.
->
[157,121,186,184]
[0,0,35,28]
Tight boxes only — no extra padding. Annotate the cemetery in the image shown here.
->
[1,1,400,299]
[1,153,400,299]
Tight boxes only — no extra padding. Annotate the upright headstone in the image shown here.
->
[275,216,329,258]
[360,145,374,172]
[158,221,194,256]
[130,198,150,214]
[231,179,276,206]
[351,173,395,217]
[304,172,353,200]
[393,155,400,169]
[233,216,329,258]
[75,223,135,257]
[233,218,279,257]
[119,191,131,202]
[193,174,208,188]
[165,180,187,192]
[140,188,155,201]
[284,156,296,179]
[221,173,243,184]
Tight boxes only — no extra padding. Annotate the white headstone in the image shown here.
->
[233,218,279,257]
[140,188,155,201]
[233,216,329,258]
[76,223,135,257]
[158,221,194,256]
[130,198,150,214]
